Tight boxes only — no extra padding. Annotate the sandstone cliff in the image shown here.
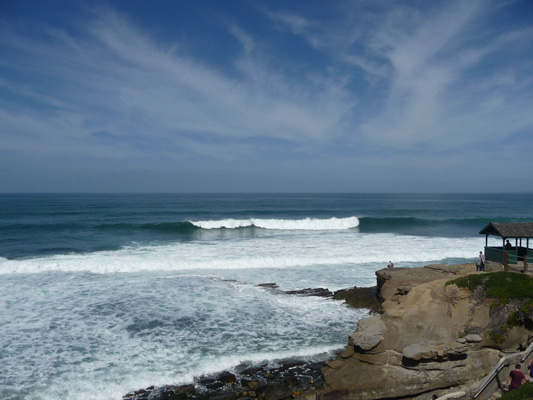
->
[318,263,532,400]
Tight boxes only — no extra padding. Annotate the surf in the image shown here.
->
[190,216,360,230]
[0,233,500,275]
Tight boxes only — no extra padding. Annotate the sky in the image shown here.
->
[1,0,532,193]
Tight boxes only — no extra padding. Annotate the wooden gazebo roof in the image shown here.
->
[479,222,533,239]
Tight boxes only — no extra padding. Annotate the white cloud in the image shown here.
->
[264,1,533,154]
[0,7,357,165]
[349,2,532,151]
[1,1,532,192]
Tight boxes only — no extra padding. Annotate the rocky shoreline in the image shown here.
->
[123,360,326,400]
[123,285,378,400]
[125,263,533,400]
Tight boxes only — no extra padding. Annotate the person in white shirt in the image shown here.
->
[476,251,485,272]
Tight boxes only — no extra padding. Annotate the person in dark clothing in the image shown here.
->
[506,364,526,390]
[505,240,513,250]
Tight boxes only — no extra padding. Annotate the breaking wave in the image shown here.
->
[191,217,360,230]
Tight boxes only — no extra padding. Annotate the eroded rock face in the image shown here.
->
[319,264,529,400]
[321,349,500,400]
[402,342,468,361]
[348,315,384,351]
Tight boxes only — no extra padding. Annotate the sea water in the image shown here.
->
[1,193,532,400]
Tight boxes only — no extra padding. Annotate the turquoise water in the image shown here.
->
[0,193,532,399]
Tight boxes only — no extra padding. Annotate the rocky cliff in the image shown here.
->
[318,263,532,400]
[124,264,533,400]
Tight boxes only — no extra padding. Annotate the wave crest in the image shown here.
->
[190,217,360,230]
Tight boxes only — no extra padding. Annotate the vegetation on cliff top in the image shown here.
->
[447,271,533,303]
[447,271,533,337]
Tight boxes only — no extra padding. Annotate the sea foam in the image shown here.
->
[0,271,362,400]
[0,233,500,276]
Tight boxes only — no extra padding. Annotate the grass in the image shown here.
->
[447,271,533,304]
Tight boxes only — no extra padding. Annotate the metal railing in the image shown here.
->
[485,247,531,272]
[472,341,533,399]
[485,247,519,264]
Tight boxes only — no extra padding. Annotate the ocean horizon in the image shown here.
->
[1,193,533,400]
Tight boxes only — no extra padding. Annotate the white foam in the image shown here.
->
[0,270,362,400]
[0,233,500,275]
[0,229,501,400]
[191,217,360,230]
[175,345,344,384]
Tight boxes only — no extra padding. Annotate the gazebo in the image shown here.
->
[479,222,533,266]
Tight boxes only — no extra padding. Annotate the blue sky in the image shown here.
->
[1,0,532,193]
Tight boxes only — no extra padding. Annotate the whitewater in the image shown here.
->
[1,193,531,400]
[0,217,484,277]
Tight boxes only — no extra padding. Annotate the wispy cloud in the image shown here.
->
[358,1,533,149]
[1,0,532,192]
[0,7,356,163]
[266,0,533,151]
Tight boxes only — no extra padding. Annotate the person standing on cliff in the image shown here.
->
[387,261,394,268]
[476,251,485,272]
[505,364,526,390]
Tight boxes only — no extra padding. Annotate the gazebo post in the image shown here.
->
[504,252,509,271]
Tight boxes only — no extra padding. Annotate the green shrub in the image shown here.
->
[447,272,533,338]
[508,301,533,327]
[508,311,522,327]
[499,381,533,400]
[489,326,508,344]
[447,272,533,304]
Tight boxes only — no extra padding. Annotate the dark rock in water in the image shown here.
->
[306,361,326,371]
[172,384,195,399]
[216,371,236,384]
[285,288,332,297]
[263,384,293,400]
[277,360,302,371]
[123,388,149,399]
[241,378,261,389]
[333,286,379,312]
[257,283,278,289]
[174,384,194,392]
[258,284,333,298]
[198,378,216,386]
[240,365,265,375]
[124,359,329,400]
[209,393,236,400]
[144,384,196,400]
[205,381,224,390]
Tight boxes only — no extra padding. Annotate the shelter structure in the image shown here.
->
[479,222,533,265]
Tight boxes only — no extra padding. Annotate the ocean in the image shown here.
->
[1,193,532,400]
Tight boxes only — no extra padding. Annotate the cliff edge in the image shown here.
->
[318,263,532,400]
